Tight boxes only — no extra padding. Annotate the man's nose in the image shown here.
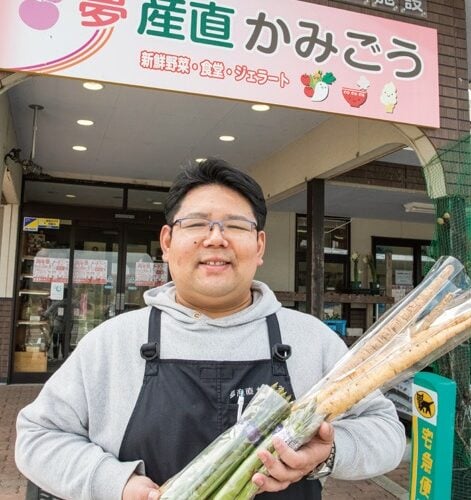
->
[203,222,228,245]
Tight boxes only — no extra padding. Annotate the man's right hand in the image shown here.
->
[122,473,160,500]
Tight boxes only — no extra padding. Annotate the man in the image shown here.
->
[16,159,405,499]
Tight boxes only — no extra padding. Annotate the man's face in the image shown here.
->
[160,184,266,315]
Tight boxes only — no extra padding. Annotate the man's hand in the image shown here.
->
[252,422,334,493]
[122,473,160,500]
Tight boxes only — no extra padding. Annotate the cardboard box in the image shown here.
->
[347,328,364,337]
[14,351,47,372]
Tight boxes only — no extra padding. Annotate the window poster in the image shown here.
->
[33,257,51,283]
[154,262,169,286]
[50,258,69,283]
[135,262,154,287]
[73,259,108,284]
[135,261,168,287]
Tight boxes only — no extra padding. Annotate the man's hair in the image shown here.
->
[164,158,267,230]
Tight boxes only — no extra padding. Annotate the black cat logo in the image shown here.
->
[414,391,435,419]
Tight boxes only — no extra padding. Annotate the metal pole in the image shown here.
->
[28,104,44,162]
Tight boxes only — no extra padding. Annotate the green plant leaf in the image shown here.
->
[322,72,336,85]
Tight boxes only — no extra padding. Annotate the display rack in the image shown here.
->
[15,233,51,373]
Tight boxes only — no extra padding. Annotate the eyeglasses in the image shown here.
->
[171,217,257,237]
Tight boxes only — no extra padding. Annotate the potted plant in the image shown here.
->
[364,254,380,294]
[351,252,361,289]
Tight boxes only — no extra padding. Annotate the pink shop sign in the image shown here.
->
[0,0,439,127]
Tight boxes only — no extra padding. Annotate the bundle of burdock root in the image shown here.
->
[160,256,471,499]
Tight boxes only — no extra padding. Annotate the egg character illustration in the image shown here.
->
[380,82,398,113]
[312,81,330,102]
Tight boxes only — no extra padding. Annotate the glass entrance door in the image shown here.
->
[12,220,167,381]
[122,226,168,312]
[69,224,121,354]
[68,223,168,350]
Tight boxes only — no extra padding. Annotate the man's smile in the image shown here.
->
[199,257,232,269]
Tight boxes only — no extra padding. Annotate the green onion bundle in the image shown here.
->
[159,384,291,499]
[162,256,471,499]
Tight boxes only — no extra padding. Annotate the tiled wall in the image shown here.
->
[0,298,13,382]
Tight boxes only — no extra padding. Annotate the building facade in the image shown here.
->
[0,0,469,382]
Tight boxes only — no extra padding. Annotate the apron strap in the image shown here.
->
[140,307,162,376]
[141,308,292,378]
[266,313,292,377]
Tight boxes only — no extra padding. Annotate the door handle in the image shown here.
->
[116,292,124,312]
[117,293,121,311]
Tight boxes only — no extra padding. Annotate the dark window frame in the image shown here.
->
[371,236,431,287]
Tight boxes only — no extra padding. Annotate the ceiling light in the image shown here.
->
[83,81,103,91]
[251,104,270,112]
[152,201,162,205]
[73,145,87,151]
[77,119,94,126]
[403,202,434,214]
[403,146,414,151]
[219,135,235,142]
[195,158,206,163]
[65,194,76,198]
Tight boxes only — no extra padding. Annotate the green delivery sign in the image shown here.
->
[410,372,456,500]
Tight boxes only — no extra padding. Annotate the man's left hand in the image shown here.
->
[252,421,334,493]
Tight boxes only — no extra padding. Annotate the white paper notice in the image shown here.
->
[395,269,413,285]
[135,262,154,287]
[33,256,51,283]
[73,259,108,284]
[50,282,64,300]
[154,262,168,286]
[50,258,69,283]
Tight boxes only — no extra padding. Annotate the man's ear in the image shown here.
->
[256,231,266,267]
[160,225,172,262]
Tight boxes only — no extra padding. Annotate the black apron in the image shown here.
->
[119,307,322,499]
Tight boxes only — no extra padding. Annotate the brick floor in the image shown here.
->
[0,384,42,500]
[0,384,410,499]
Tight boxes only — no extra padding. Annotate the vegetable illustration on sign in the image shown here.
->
[19,0,62,30]
[300,70,336,101]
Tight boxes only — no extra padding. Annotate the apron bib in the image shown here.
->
[119,307,321,499]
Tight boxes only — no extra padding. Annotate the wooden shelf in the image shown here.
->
[17,320,49,326]
[274,291,394,305]
[19,289,49,296]
[325,292,394,305]
[274,290,394,331]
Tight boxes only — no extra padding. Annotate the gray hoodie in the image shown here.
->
[15,281,405,500]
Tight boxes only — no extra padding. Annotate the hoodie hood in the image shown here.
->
[143,280,281,327]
